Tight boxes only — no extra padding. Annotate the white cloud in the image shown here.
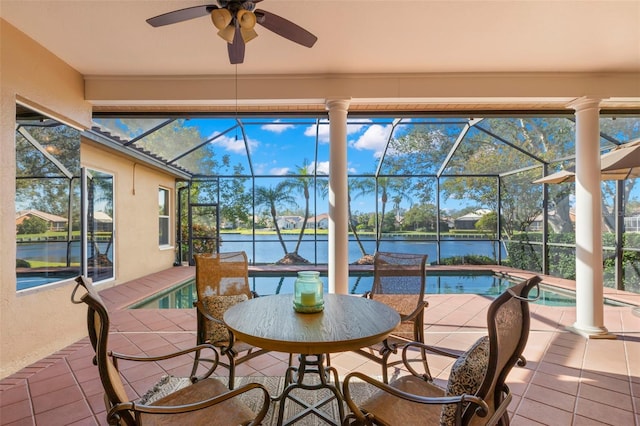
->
[314,161,330,175]
[261,119,294,133]
[300,161,357,175]
[350,124,393,158]
[269,167,289,175]
[208,131,256,154]
[304,119,329,142]
[304,118,373,143]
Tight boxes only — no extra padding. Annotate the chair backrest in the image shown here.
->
[71,276,134,424]
[371,251,427,296]
[463,275,541,424]
[194,252,251,298]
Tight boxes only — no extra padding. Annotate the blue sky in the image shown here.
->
[94,117,640,216]
[193,117,448,213]
[198,117,398,177]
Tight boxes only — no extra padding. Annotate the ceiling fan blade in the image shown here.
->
[254,9,317,48]
[146,5,216,27]
[228,26,246,64]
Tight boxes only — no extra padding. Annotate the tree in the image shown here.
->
[348,178,375,258]
[219,172,252,227]
[254,183,297,259]
[384,118,578,239]
[282,159,313,257]
[15,122,81,216]
[314,176,374,262]
[384,125,446,204]
[403,203,439,231]
[475,211,498,234]
[375,177,412,248]
[17,216,48,235]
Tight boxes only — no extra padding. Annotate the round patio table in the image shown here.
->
[224,293,400,425]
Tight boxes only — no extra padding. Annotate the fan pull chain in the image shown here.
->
[235,64,239,141]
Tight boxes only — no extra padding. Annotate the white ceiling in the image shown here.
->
[2,0,639,77]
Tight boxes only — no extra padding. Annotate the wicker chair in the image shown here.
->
[71,276,270,426]
[192,251,271,390]
[353,251,428,383]
[342,275,542,426]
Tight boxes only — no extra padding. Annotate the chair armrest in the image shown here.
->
[107,381,271,424]
[483,390,512,426]
[110,344,219,381]
[517,355,527,367]
[398,341,463,379]
[399,299,428,323]
[342,372,489,424]
[402,341,464,359]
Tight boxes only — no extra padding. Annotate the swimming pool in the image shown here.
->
[130,271,604,309]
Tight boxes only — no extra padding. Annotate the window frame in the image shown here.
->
[158,186,171,248]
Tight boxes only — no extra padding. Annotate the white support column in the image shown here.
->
[568,97,614,339]
[326,98,350,294]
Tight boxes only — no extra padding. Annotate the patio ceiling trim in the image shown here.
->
[85,72,640,111]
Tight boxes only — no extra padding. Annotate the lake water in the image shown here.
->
[17,235,502,266]
[16,234,505,290]
[214,234,506,264]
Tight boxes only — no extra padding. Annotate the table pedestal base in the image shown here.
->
[273,354,344,426]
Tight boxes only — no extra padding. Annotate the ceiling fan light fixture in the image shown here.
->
[237,9,257,29]
[241,27,258,43]
[211,8,232,30]
[146,2,318,64]
[237,9,257,43]
[218,24,236,43]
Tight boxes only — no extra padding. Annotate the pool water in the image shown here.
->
[131,272,591,309]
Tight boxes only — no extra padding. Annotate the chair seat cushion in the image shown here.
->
[441,335,490,425]
[202,294,249,343]
[372,294,421,317]
[140,378,256,426]
[213,339,255,353]
[138,375,193,405]
[360,375,444,425]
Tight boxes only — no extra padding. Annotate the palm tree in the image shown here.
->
[376,177,412,250]
[376,177,390,249]
[316,177,374,262]
[283,159,313,256]
[254,183,296,257]
[349,178,374,258]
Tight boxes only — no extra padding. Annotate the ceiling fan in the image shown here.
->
[146,0,317,64]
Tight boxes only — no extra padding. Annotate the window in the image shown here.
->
[86,169,114,282]
[159,187,170,246]
[15,104,81,290]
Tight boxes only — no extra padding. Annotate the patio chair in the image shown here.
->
[353,251,429,383]
[342,275,542,426]
[193,251,272,389]
[70,276,270,426]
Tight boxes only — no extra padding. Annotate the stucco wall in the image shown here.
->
[81,140,177,284]
[1,21,180,378]
[1,20,92,378]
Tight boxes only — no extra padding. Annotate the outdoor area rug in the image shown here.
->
[223,376,377,426]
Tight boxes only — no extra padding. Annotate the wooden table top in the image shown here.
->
[223,293,400,354]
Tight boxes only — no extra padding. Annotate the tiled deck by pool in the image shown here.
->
[1,266,638,425]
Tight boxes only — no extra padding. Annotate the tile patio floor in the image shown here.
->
[1,266,638,425]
